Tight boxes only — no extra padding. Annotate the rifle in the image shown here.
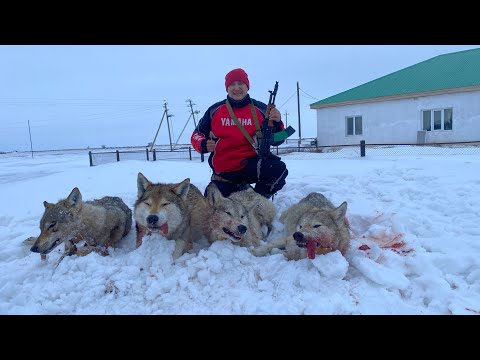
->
[258,81,295,159]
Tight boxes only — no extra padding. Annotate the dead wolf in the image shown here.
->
[30,187,132,258]
[252,192,349,260]
[229,187,276,236]
[134,172,207,259]
[201,183,270,248]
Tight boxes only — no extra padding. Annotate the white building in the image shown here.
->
[310,48,480,146]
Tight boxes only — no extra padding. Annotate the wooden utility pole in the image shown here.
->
[175,113,192,148]
[165,102,174,151]
[284,111,289,143]
[28,120,34,158]
[297,81,301,145]
[150,103,167,152]
[174,99,200,148]
[187,99,200,128]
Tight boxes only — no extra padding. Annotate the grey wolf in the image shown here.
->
[229,187,276,236]
[252,192,349,260]
[190,67,287,199]
[134,172,207,260]
[201,183,266,248]
[29,187,132,258]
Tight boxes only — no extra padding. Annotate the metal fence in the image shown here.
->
[2,141,479,164]
[89,146,203,166]
[362,142,480,157]
[87,141,480,166]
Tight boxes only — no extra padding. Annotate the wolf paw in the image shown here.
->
[250,246,271,257]
[271,248,287,256]
[23,236,37,246]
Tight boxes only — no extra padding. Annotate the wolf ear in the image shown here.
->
[137,172,151,198]
[43,201,54,209]
[67,187,82,208]
[172,178,190,201]
[334,202,348,224]
[206,183,223,206]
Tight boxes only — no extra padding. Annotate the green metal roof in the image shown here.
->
[310,48,480,107]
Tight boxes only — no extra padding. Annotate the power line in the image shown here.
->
[299,88,320,100]
[0,97,163,102]
[76,105,162,122]
[0,106,163,129]
[278,90,297,109]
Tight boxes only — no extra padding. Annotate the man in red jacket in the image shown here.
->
[191,68,288,199]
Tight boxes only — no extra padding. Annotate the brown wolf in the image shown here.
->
[30,187,132,257]
[251,192,349,260]
[134,172,207,259]
[202,183,264,248]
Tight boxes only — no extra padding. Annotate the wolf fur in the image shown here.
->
[251,192,349,260]
[30,187,132,257]
[202,183,265,248]
[134,172,207,259]
[229,187,276,236]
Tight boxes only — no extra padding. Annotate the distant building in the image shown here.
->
[310,48,480,146]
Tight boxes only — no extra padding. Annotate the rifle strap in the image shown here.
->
[225,100,262,152]
[249,103,263,144]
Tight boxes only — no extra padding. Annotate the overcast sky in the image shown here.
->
[1,45,479,151]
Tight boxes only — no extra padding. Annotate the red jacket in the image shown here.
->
[191,95,285,173]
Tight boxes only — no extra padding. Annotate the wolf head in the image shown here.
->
[134,173,190,237]
[203,183,252,244]
[229,187,276,235]
[293,202,349,255]
[30,187,83,255]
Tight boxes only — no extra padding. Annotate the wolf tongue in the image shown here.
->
[160,223,168,235]
[307,240,317,259]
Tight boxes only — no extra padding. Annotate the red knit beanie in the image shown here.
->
[225,68,249,90]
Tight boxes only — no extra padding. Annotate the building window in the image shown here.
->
[444,108,453,130]
[346,116,362,135]
[423,111,431,131]
[422,108,453,131]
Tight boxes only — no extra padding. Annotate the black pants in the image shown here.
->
[206,155,288,199]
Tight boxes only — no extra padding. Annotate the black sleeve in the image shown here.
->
[196,100,224,137]
[193,100,224,153]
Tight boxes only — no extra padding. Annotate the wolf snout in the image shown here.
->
[30,244,40,253]
[147,215,159,225]
[237,225,247,234]
[293,231,307,247]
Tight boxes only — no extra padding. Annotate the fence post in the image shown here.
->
[189,147,192,161]
[89,151,93,166]
[146,148,149,161]
[360,140,366,157]
[153,149,156,161]
[116,150,120,162]
[201,152,204,162]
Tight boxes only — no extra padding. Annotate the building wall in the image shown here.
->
[315,90,480,146]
